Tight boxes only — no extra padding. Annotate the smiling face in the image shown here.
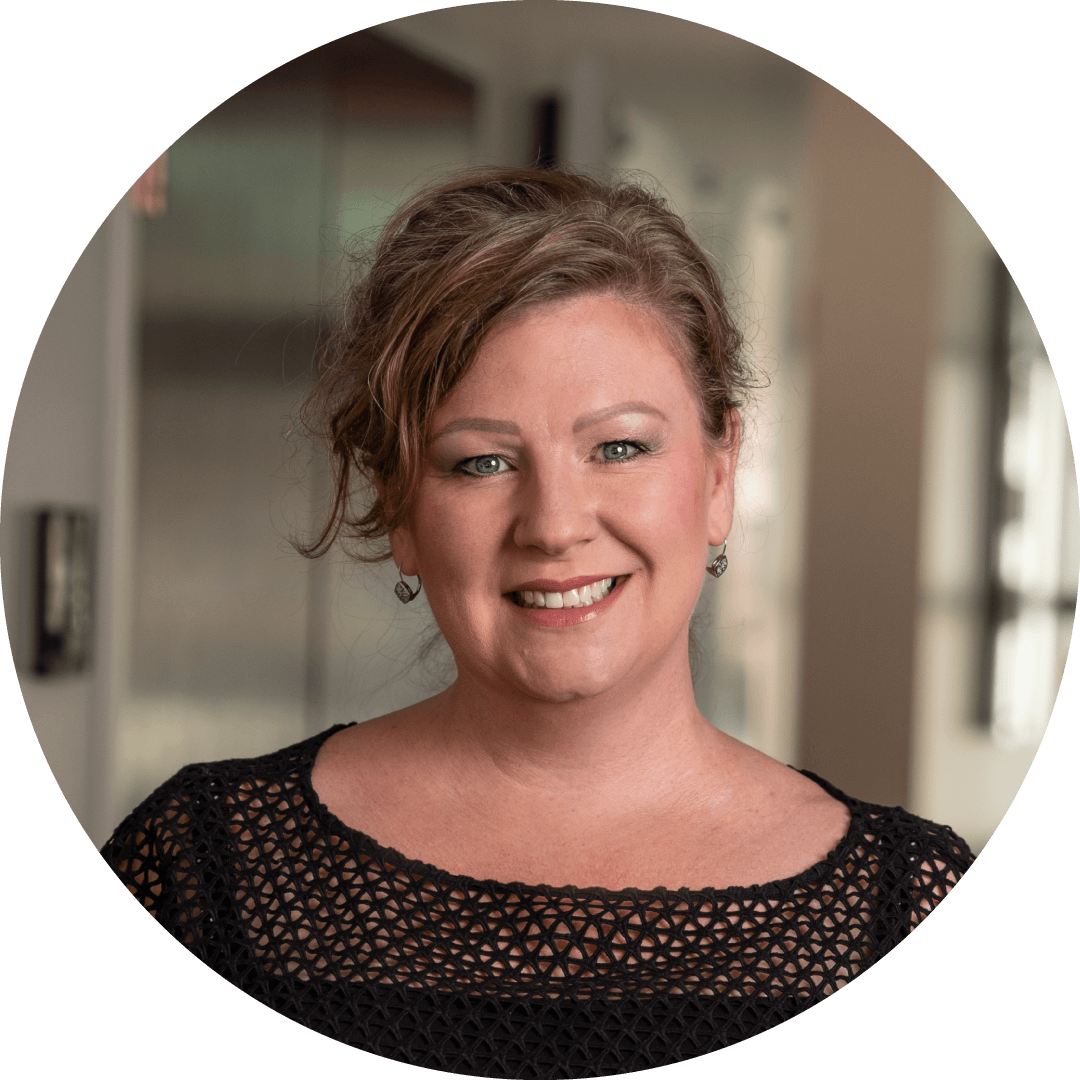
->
[390,293,739,706]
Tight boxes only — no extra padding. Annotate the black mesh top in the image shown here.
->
[101,725,973,1078]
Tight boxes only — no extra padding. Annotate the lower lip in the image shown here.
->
[505,576,629,627]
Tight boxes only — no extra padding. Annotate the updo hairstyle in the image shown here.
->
[301,166,749,561]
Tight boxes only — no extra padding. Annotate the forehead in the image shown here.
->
[445,295,696,409]
[415,294,728,489]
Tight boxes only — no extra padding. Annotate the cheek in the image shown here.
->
[412,486,473,540]
[410,485,501,586]
[629,461,708,540]
[673,475,707,532]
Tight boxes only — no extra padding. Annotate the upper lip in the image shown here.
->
[507,574,620,594]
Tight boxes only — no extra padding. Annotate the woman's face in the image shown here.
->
[391,294,739,705]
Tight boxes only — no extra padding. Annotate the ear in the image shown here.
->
[375,475,420,577]
[706,409,741,547]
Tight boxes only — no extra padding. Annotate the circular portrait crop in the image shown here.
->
[4,3,1075,1076]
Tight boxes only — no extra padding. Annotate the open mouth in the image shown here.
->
[510,577,621,610]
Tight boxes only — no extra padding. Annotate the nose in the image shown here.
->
[512,456,600,555]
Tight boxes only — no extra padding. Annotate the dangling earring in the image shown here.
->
[394,569,423,604]
[706,540,728,579]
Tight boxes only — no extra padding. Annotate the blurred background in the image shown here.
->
[4,3,1075,853]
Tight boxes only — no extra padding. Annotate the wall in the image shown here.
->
[909,189,1049,851]
[2,203,137,846]
[797,80,937,807]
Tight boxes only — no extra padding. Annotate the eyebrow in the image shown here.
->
[431,402,668,442]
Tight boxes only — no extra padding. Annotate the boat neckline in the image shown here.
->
[295,723,865,902]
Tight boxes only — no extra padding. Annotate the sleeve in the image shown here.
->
[100,771,227,956]
[904,820,975,930]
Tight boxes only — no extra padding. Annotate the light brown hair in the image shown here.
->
[300,166,749,561]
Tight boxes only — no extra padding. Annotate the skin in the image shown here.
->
[313,294,849,891]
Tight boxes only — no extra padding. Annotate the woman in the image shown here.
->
[103,167,973,1077]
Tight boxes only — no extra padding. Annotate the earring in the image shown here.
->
[706,540,728,579]
[394,570,423,604]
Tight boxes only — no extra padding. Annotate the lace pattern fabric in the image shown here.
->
[102,726,973,1077]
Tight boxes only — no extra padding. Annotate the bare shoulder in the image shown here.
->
[316,701,428,762]
[776,765,852,862]
[311,701,443,828]
[705,736,852,883]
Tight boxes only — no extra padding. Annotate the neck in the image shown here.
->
[417,640,727,810]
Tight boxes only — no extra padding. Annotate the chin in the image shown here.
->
[510,660,625,704]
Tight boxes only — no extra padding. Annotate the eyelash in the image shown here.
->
[454,441,651,478]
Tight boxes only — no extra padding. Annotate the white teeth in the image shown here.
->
[514,577,618,610]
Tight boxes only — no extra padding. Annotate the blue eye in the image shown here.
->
[470,453,507,475]
[455,440,648,479]
[600,440,639,462]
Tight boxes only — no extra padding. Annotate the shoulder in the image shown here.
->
[101,727,339,874]
[810,770,974,870]
[119,727,329,811]
[807,772,975,924]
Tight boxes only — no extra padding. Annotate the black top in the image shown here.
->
[101,725,973,1078]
